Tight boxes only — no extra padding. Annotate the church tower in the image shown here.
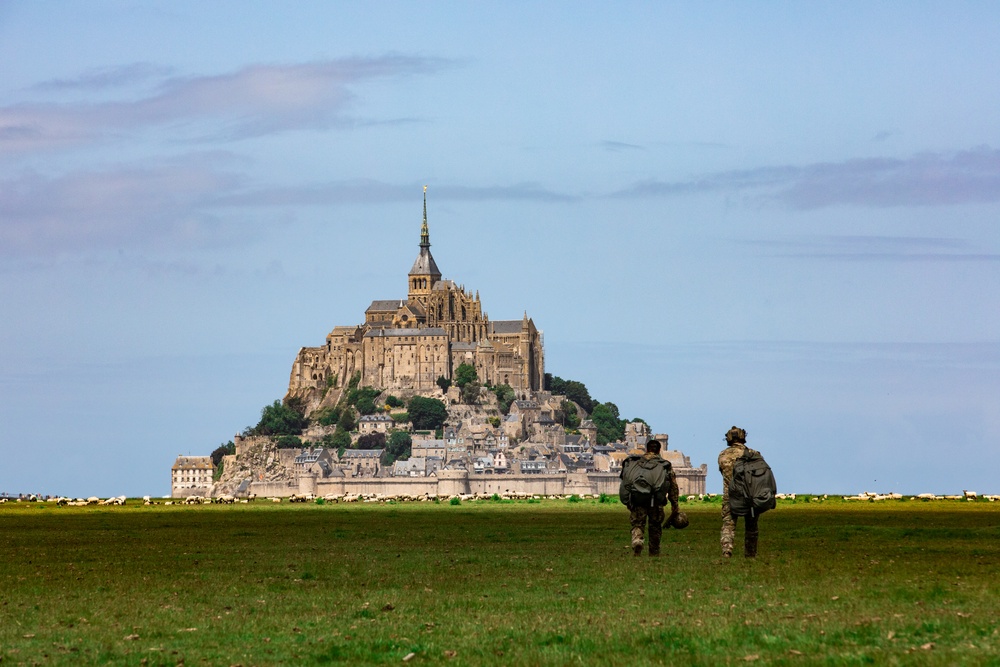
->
[408,186,442,304]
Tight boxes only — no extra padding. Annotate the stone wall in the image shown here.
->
[248,467,707,499]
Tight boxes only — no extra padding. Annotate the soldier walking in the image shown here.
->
[620,439,680,556]
[718,426,759,558]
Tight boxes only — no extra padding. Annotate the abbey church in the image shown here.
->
[286,190,545,402]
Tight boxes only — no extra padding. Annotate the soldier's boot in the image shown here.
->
[648,545,661,557]
[631,527,644,556]
[744,530,759,559]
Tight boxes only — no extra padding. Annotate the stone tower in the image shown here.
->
[407,186,441,305]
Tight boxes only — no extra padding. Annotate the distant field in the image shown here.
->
[1,498,998,666]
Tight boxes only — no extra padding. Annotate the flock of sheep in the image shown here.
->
[3,490,998,506]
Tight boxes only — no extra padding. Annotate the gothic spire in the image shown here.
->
[420,185,430,248]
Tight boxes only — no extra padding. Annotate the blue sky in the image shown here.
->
[2,2,998,497]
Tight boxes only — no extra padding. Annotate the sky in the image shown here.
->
[2,2,998,497]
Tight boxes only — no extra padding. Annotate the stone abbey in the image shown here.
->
[286,190,545,402]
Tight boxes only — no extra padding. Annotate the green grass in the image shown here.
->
[1,499,998,665]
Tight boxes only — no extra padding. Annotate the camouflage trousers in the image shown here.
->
[720,498,759,557]
[629,505,665,555]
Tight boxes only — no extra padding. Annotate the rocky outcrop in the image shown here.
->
[214,436,296,496]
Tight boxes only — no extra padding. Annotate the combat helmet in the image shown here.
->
[668,511,689,529]
[725,426,747,445]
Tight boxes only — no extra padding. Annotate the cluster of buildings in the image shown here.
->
[173,193,707,498]
[172,390,707,499]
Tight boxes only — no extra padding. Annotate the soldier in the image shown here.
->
[620,439,680,557]
[718,426,758,558]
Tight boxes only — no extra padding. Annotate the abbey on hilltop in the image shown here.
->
[286,189,545,403]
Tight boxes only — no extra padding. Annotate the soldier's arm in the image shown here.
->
[668,475,680,515]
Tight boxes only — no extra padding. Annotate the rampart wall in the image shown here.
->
[245,467,707,499]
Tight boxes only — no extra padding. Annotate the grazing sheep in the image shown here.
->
[963,490,978,500]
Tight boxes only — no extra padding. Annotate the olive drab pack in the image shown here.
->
[619,455,674,508]
[729,448,777,518]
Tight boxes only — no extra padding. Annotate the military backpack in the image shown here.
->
[729,448,777,518]
[619,455,674,508]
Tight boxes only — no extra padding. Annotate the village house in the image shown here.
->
[358,414,394,435]
[340,449,385,477]
[171,456,214,498]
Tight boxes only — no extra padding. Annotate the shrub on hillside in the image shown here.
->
[252,400,308,436]
[408,396,448,430]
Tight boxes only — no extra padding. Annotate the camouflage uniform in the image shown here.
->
[718,440,759,558]
[626,452,680,556]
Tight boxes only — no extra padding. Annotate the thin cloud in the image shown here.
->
[216,180,576,207]
[29,63,176,92]
[0,155,250,256]
[0,56,451,151]
[748,235,1000,262]
[601,140,645,152]
[0,162,574,257]
[613,147,1000,209]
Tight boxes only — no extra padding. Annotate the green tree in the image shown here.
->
[252,400,308,436]
[315,406,342,426]
[210,441,236,467]
[385,395,404,409]
[544,375,593,413]
[436,375,451,392]
[275,435,303,449]
[461,380,481,405]
[454,363,478,389]
[347,386,380,411]
[357,432,386,450]
[493,383,516,415]
[563,380,594,413]
[210,440,236,480]
[337,407,357,433]
[408,396,448,430]
[591,402,626,445]
[386,431,412,465]
[356,395,377,416]
[561,400,581,429]
[330,429,352,450]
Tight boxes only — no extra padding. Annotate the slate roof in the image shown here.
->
[341,449,385,459]
[366,299,405,313]
[490,320,523,334]
[364,327,447,338]
[409,248,441,277]
[172,456,212,470]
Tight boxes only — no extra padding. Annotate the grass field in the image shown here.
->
[1,498,998,666]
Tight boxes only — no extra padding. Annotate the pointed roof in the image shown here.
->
[409,187,442,279]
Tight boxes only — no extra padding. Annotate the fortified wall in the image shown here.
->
[246,465,708,499]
